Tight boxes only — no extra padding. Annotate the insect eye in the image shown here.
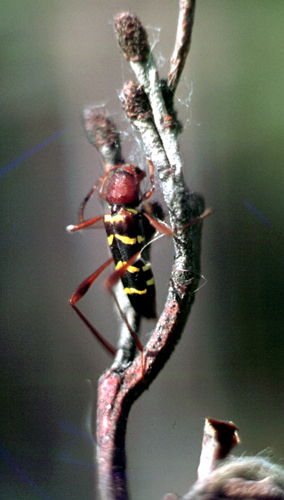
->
[135,167,142,175]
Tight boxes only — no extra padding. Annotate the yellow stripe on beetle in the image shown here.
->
[104,210,138,222]
[105,214,125,224]
[115,261,140,273]
[107,234,114,245]
[126,208,138,214]
[124,287,147,295]
[142,262,151,272]
[115,234,137,245]
[146,277,155,286]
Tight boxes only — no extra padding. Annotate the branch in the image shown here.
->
[75,6,284,500]
[168,0,196,94]
[94,4,210,499]
[71,5,284,500]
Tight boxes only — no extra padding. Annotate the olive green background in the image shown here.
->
[1,1,284,499]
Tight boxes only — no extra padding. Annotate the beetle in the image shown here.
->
[67,158,211,374]
[67,159,167,366]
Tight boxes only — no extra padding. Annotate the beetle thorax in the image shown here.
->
[106,170,140,205]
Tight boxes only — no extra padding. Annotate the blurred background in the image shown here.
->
[1,1,284,499]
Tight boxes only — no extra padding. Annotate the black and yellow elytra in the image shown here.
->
[104,204,162,318]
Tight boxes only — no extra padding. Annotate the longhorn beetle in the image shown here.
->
[67,159,168,371]
[67,158,211,375]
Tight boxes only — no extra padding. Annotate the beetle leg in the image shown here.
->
[78,167,117,223]
[143,206,213,237]
[180,207,213,230]
[66,214,105,233]
[141,158,156,201]
[78,183,99,223]
[143,212,173,236]
[70,257,116,356]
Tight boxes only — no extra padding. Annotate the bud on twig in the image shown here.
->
[121,82,152,121]
[82,110,124,168]
[114,13,150,62]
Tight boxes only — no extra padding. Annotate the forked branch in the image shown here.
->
[92,2,208,500]
[72,4,284,500]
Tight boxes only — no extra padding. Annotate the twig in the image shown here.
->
[95,4,210,500]
[168,0,196,93]
[115,13,183,179]
[73,6,284,500]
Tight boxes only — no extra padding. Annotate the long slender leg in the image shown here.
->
[70,257,116,355]
[78,172,109,223]
[71,253,145,376]
[67,214,105,233]
[79,184,99,223]
[143,212,173,236]
[71,303,116,356]
[181,207,213,229]
[77,166,117,223]
[143,206,213,236]
[141,158,156,201]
